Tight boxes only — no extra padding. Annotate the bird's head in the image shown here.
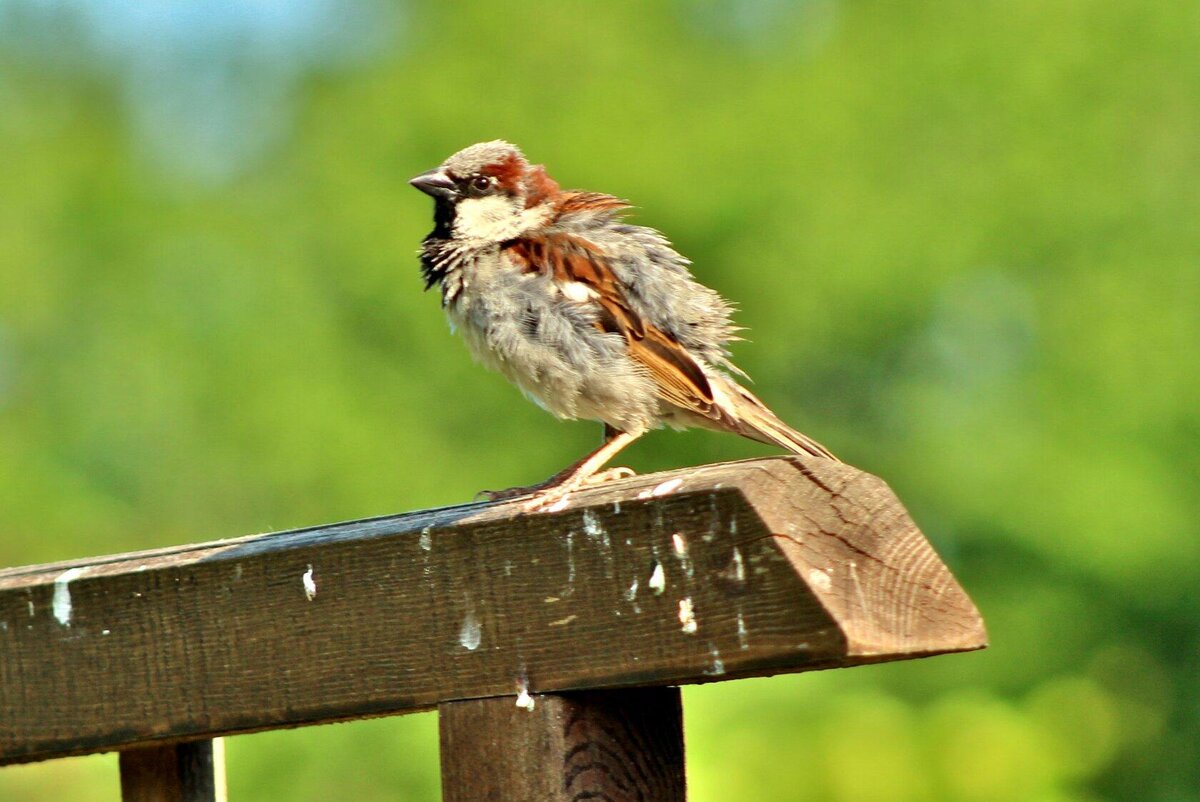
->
[410,141,560,243]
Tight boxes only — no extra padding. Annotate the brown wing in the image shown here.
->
[503,226,719,420]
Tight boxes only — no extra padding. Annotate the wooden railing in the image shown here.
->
[0,456,986,801]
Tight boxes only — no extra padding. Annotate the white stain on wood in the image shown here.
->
[705,643,725,675]
[729,547,746,583]
[848,561,870,613]
[302,565,317,601]
[624,576,641,613]
[672,533,694,579]
[582,509,610,549]
[648,561,666,595]
[808,567,833,592]
[515,678,536,711]
[459,604,482,651]
[563,530,576,595]
[678,598,698,634]
[52,566,89,627]
[651,478,684,497]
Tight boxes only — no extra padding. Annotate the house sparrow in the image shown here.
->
[412,141,837,509]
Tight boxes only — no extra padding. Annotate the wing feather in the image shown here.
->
[503,228,719,420]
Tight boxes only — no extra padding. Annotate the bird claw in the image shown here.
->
[521,489,572,513]
[517,467,638,513]
[474,487,523,502]
[476,467,639,513]
[588,466,636,484]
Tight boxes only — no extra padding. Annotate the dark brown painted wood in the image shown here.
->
[440,689,684,802]
[0,456,986,766]
[119,740,222,802]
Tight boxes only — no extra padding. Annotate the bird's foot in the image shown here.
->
[475,467,639,512]
[516,466,638,513]
[474,483,542,503]
[588,466,637,484]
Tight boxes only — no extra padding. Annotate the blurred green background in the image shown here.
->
[1,0,1196,799]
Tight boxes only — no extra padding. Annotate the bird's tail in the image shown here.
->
[717,378,840,462]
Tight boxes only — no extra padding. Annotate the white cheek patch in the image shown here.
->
[560,281,599,303]
[453,195,523,242]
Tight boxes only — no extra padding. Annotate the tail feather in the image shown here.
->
[718,380,840,462]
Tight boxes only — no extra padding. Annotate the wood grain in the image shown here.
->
[119,740,223,802]
[439,689,684,802]
[0,456,985,765]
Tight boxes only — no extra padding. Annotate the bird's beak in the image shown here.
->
[409,168,457,200]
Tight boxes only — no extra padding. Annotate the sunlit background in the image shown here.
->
[1,0,1196,799]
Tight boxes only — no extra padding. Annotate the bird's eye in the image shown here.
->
[470,175,493,193]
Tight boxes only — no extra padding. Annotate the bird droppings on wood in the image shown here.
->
[678,598,698,634]
[419,527,433,551]
[624,578,641,613]
[0,456,988,766]
[705,643,725,676]
[459,606,482,651]
[648,561,666,595]
[611,500,621,514]
[848,562,870,613]
[639,477,684,500]
[703,494,721,542]
[808,567,833,592]
[52,566,88,627]
[719,547,746,585]
[548,614,577,627]
[302,565,317,601]
[563,531,576,595]
[672,534,695,579]
[582,509,607,546]
[514,679,535,711]
[101,629,110,636]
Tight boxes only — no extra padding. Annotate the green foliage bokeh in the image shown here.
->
[1,0,1196,799]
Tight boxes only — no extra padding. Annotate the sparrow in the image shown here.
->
[411,141,837,509]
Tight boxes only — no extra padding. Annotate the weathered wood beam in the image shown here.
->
[439,689,684,802]
[0,456,985,766]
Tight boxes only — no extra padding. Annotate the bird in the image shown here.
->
[410,141,838,510]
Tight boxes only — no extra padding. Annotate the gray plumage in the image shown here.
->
[411,141,836,503]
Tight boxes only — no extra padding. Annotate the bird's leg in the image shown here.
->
[588,424,637,485]
[478,427,641,510]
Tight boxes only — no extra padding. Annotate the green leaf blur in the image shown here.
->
[0,0,1195,800]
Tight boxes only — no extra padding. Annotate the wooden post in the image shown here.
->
[118,739,225,802]
[440,689,685,802]
[0,456,986,775]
